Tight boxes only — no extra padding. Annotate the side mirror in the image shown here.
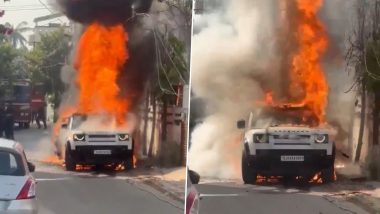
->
[237,120,246,129]
[189,169,200,184]
[61,124,68,129]
[27,162,35,172]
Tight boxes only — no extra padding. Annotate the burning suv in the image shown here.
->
[55,114,134,171]
[237,107,336,184]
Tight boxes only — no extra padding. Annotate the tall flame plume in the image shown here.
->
[76,23,129,125]
[267,0,328,126]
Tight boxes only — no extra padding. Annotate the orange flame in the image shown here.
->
[289,0,328,124]
[75,22,129,125]
[41,155,64,166]
[133,155,137,168]
[265,0,328,126]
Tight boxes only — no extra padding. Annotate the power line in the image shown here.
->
[37,0,64,24]
[153,27,178,95]
[3,8,50,11]
[0,4,46,7]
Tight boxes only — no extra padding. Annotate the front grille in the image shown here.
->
[273,135,310,140]
[87,134,116,143]
[273,142,310,145]
[88,134,116,138]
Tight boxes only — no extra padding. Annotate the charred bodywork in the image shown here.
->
[238,108,336,184]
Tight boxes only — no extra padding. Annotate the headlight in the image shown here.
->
[315,134,328,144]
[118,134,129,141]
[253,134,268,143]
[73,134,85,141]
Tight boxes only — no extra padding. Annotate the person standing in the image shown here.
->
[36,105,47,129]
[4,103,14,140]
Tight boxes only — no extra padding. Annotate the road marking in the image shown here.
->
[36,178,71,181]
[200,193,240,197]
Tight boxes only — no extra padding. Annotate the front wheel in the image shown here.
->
[321,165,335,183]
[321,145,336,184]
[124,156,134,170]
[65,144,76,171]
[242,152,257,184]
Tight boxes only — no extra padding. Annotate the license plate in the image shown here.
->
[94,150,111,155]
[280,155,304,162]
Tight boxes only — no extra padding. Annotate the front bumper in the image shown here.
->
[70,145,133,164]
[0,198,38,214]
[247,149,334,176]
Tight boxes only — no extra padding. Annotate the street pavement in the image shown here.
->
[13,125,184,214]
[195,178,379,214]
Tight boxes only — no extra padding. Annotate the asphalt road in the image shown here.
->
[195,180,370,214]
[35,171,180,214]
[14,126,183,214]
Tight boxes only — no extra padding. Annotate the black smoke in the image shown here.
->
[120,18,156,111]
[56,0,153,25]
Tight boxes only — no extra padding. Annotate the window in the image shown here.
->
[0,151,25,176]
[13,85,31,103]
[71,115,87,129]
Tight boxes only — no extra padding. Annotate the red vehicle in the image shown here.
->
[1,79,45,128]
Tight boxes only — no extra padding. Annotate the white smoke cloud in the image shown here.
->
[188,0,279,179]
[76,114,137,133]
[322,0,356,152]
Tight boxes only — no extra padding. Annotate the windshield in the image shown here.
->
[71,115,87,129]
[251,112,305,128]
[13,85,31,103]
[0,150,25,176]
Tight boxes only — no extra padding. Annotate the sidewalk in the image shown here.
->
[127,167,186,204]
[333,162,380,213]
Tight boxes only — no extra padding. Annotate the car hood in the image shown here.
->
[0,175,28,200]
[69,130,129,135]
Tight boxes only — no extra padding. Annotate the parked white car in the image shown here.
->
[0,138,37,214]
[55,114,134,171]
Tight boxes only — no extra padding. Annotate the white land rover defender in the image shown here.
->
[56,114,134,171]
[238,109,336,184]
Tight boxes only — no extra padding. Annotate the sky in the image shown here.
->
[0,0,69,27]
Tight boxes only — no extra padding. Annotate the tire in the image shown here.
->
[124,156,134,170]
[321,145,336,184]
[283,175,295,185]
[24,122,30,129]
[242,151,257,184]
[124,140,135,170]
[65,144,76,171]
[321,165,335,183]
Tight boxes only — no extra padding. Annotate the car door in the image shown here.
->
[57,117,71,156]
[0,149,28,201]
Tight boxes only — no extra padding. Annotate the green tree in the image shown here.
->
[26,28,71,109]
[5,21,30,48]
[0,42,17,79]
[147,32,189,162]
[347,0,380,178]
[0,42,29,99]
